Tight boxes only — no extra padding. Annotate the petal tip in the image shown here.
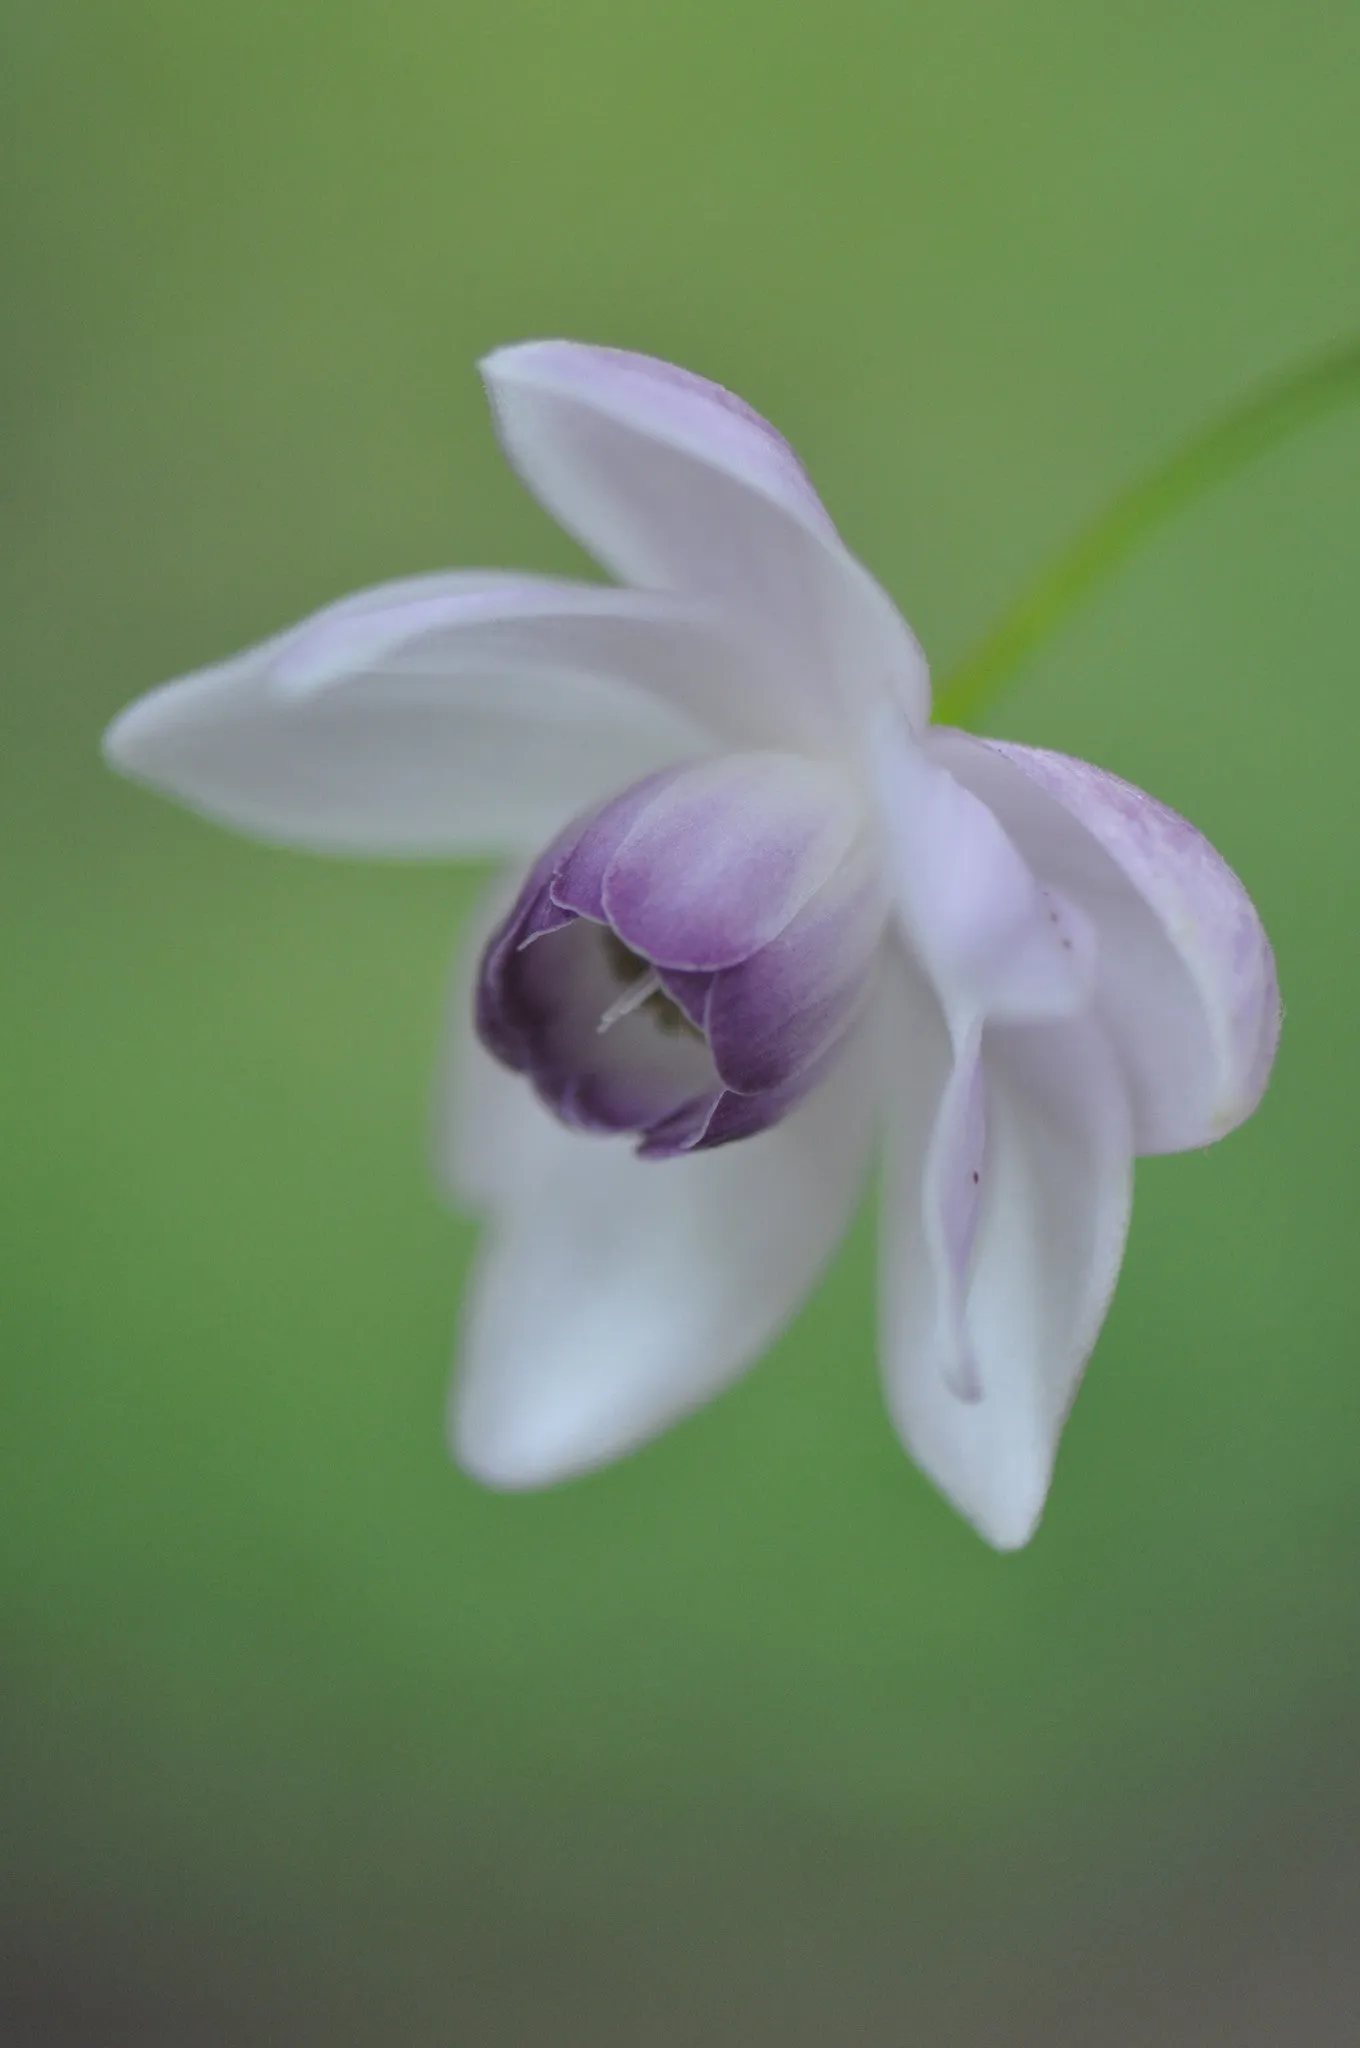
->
[478,338,578,394]
[451,1394,610,1493]
[975,1494,1047,1553]
[101,694,161,780]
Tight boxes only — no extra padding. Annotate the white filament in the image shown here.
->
[596,966,663,1034]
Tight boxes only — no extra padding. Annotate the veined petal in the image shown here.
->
[443,971,878,1487]
[481,341,931,743]
[878,956,1133,1549]
[927,732,1281,1154]
[700,839,887,1093]
[599,752,865,971]
[870,711,1098,1027]
[102,574,763,857]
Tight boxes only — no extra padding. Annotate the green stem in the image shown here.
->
[933,336,1360,729]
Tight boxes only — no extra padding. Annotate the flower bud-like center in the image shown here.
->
[476,754,887,1157]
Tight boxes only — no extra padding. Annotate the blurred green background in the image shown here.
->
[4,2,1359,2040]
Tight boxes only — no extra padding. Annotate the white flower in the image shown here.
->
[104,342,1280,1547]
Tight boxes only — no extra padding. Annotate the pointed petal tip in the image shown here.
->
[975,1500,1046,1554]
[478,338,570,384]
[450,1373,645,1492]
[910,1420,1051,1550]
[965,1454,1051,1550]
[452,1419,580,1493]
[888,1379,1053,1551]
[101,690,167,781]
[479,340,623,411]
[101,704,136,773]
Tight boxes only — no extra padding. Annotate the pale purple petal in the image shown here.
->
[548,769,681,923]
[476,849,722,1141]
[481,341,931,742]
[638,1027,861,1158]
[700,842,887,1093]
[653,966,715,1031]
[599,752,864,971]
[102,575,746,857]
[927,731,1281,1154]
[447,1007,879,1488]
[478,769,881,1154]
[877,955,1134,1549]
[870,710,1098,1027]
[492,347,845,543]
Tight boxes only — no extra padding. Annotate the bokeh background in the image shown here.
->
[4,2,1360,2041]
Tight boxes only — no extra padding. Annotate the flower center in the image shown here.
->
[598,931,701,1039]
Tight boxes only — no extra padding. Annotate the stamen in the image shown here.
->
[597,928,704,1039]
[597,967,664,1034]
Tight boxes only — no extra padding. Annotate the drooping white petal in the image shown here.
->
[871,711,1098,1028]
[442,927,878,1487]
[927,731,1281,1154]
[481,341,931,744]
[877,954,1133,1550]
[102,574,773,857]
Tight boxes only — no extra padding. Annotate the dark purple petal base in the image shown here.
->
[476,759,886,1156]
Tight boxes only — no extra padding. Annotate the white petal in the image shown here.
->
[443,951,878,1487]
[927,732,1281,1153]
[917,1015,989,1403]
[878,955,1133,1549]
[102,574,766,857]
[270,571,796,749]
[481,341,931,744]
[436,872,559,1215]
[871,712,1098,1027]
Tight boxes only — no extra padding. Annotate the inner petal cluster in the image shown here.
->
[476,752,886,1156]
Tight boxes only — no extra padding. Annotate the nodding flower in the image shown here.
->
[104,341,1280,1548]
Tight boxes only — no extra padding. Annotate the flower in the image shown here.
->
[103,341,1280,1548]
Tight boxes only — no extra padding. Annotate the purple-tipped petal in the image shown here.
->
[476,758,882,1157]
[702,843,887,1093]
[477,861,722,1141]
[600,751,864,971]
[630,1089,727,1158]
[549,768,683,922]
[654,966,715,1032]
[102,574,754,857]
[927,732,1281,1154]
[481,341,931,742]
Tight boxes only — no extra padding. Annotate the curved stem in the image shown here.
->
[934,336,1360,729]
